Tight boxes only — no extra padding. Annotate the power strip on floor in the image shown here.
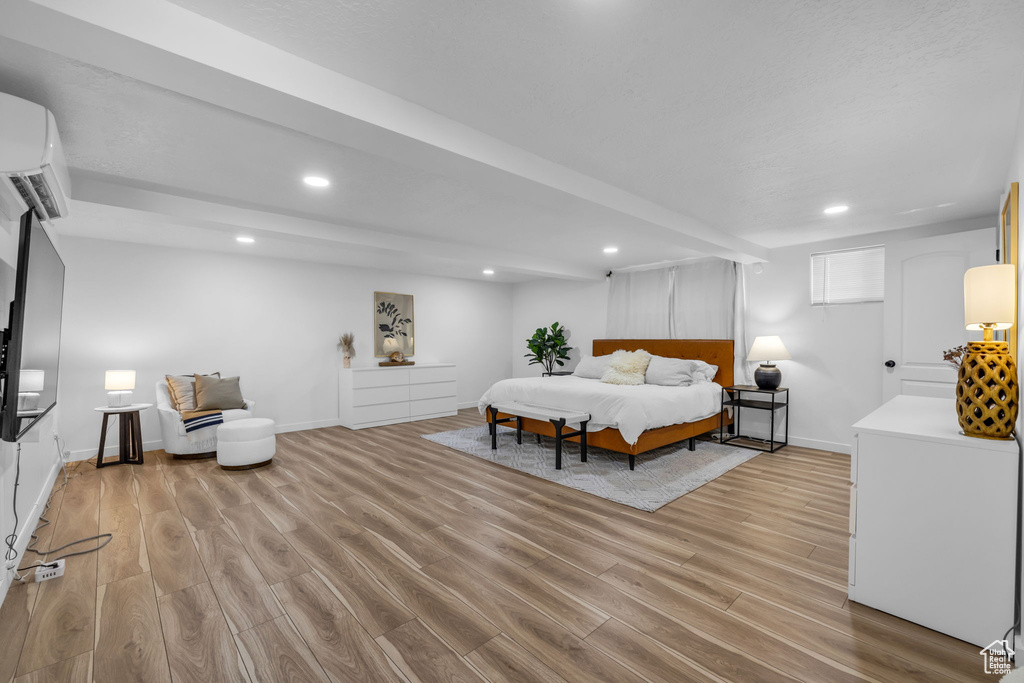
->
[35,559,64,582]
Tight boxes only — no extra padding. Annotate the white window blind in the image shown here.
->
[810,245,884,305]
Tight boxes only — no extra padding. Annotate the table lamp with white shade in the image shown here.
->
[747,336,791,391]
[18,369,44,411]
[105,370,136,407]
[956,264,1017,439]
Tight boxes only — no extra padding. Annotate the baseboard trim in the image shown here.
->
[1,454,62,605]
[458,401,478,411]
[68,418,344,461]
[786,435,851,454]
[276,418,341,434]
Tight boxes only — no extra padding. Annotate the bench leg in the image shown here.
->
[688,436,695,451]
[536,432,542,445]
[550,418,565,470]
[488,406,498,450]
[516,416,523,445]
[629,453,635,471]
[579,420,588,463]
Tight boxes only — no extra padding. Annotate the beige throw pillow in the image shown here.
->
[601,349,652,386]
[165,372,220,411]
[194,374,245,411]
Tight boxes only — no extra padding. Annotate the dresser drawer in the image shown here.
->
[410,396,457,418]
[410,366,456,384]
[353,402,409,424]
[353,385,410,407]
[410,381,457,401]
[353,369,410,389]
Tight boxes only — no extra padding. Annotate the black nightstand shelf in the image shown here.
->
[719,385,789,453]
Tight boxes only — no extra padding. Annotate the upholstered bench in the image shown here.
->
[486,402,590,470]
[216,418,276,470]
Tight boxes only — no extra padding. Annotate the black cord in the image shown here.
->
[3,444,20,566]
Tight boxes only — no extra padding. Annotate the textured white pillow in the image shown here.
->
[572,354,612,379]
[601,349,652,385]
[645,356,719,385]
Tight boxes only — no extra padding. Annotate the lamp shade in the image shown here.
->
[105,370,136,391]
[964,264,1015,330]
[20,369,44,393]
[747,336,792,362]
[382,337,400,354]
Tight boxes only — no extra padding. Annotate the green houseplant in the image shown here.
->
[525,322,573,375]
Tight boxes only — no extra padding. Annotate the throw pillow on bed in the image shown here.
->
[601,349,652,385]
[573,354,612,379]
[646,356,719,385]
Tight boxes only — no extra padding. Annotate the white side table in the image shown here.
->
[94,403,153,468]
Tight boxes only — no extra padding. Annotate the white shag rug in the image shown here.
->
[422,425,760,512]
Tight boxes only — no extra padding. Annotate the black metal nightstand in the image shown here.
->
[719,385,789,453]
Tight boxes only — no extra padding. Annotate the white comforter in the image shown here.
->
[478,376,722,446]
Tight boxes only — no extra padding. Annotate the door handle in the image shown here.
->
[884,360,896,368]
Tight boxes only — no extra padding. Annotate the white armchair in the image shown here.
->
[156,381,256,458]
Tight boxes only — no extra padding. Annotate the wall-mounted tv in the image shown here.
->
[0,209,65,442]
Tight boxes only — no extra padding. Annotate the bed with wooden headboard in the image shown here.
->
[487,339,733,457]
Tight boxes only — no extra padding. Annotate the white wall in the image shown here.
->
[510,278,608,377]
[57,237,513,458]
[509,221,995,454]
[0,216,63,604]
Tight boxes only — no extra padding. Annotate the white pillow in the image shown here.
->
[572,354,612,379]
[645,356,718,385]
[601,349,652,386]
[645,356,696,386]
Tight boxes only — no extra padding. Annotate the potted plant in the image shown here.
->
[525,322,572,375]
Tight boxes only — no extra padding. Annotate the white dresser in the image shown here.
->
[849,395,1017,647]
[339,364,458,429]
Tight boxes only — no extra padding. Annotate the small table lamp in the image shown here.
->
[105,370,136,407]
[957,264,1018,439]
[18,369,44,411]
[747,336,791,390]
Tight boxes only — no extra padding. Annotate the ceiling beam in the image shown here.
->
[4,0,768,263]
[69,172,605,281]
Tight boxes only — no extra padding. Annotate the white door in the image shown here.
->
[882,228,996,401]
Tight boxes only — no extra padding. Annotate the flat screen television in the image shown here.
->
[0,209,65,442]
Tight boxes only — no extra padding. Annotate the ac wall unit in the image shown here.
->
[0,92,71,222]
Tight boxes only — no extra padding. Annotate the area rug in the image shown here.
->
[422,425,760,512]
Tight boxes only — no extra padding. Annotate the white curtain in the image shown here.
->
[606,268,672,338]
[606,259,752,384]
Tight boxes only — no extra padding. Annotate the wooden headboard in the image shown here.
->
[593,339,734,387]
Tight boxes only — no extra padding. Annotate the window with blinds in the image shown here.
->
[810,245,884,305]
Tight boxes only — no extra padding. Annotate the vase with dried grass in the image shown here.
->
[339,332,355,369]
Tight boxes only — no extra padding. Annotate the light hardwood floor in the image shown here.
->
[0,409,990,682]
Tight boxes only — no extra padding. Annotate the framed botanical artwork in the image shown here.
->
[374,291,414,358]
[1000,182,1018,359]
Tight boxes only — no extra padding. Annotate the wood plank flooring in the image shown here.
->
[0,409,991,682]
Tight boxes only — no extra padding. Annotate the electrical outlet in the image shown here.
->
[35,559,64,582]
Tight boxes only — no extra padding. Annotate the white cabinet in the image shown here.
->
[849,395,1017,647]
[339,364,457,429]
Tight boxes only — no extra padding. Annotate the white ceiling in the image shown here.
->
[1,0,1023,280]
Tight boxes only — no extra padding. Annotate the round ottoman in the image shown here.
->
[217,418,276,470]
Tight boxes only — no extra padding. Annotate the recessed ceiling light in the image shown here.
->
[482,269,495,275]
[823,205,849,215]
[303,176,330,188]
[236,236,255,244]
[603,246,619,254]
